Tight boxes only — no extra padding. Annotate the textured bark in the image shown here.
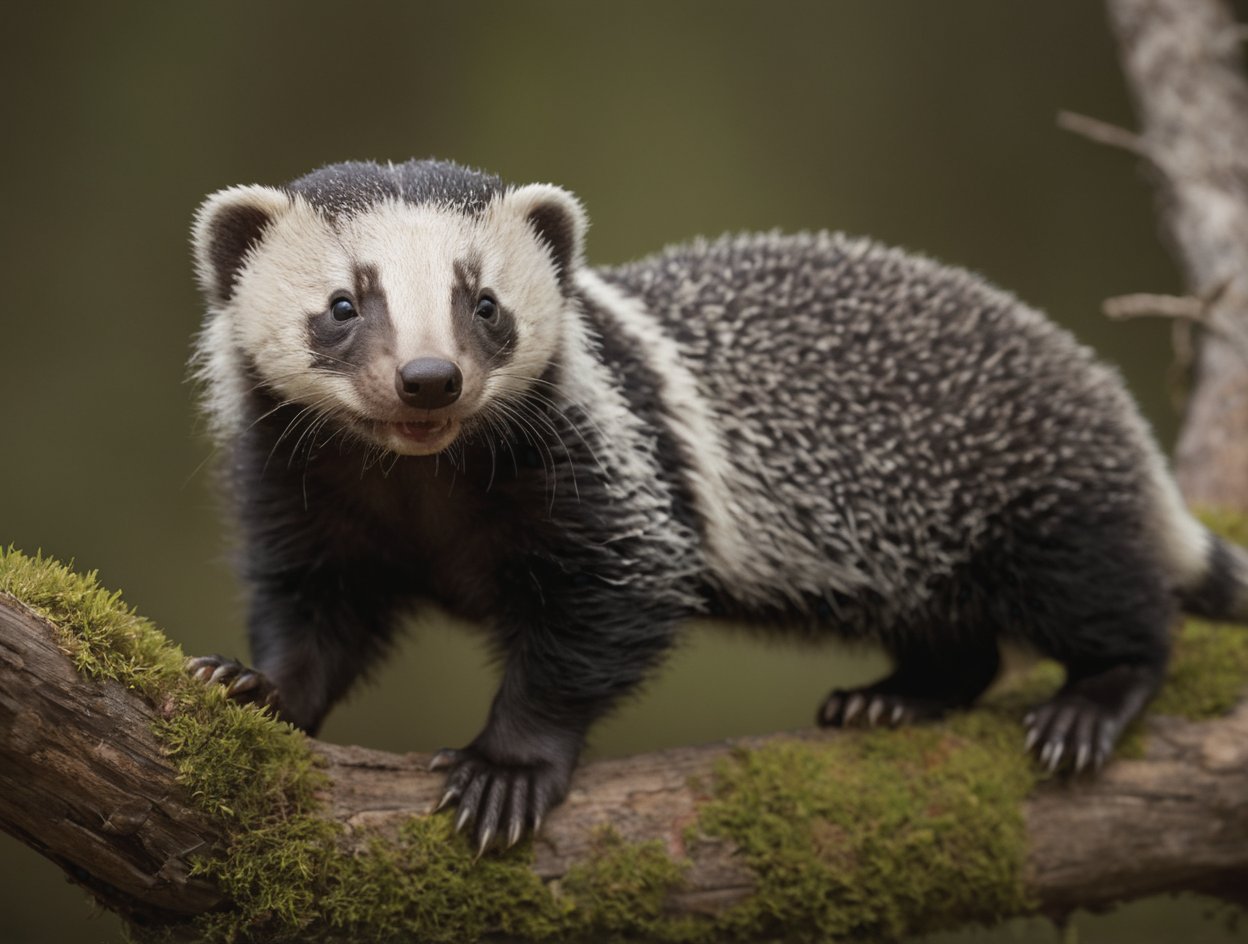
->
[2,593,1247,930]
[1107,0,1248,509]
[0,599,223,927]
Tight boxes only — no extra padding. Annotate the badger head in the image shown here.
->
[191,160,586,456]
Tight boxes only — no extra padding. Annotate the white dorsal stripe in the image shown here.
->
[574,270,785,601]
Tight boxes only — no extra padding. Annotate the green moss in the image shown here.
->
[1152,619,1248,719]
[1148,509,1248,721]
[697,711,1035,942]
[0,546,186,697]
[561,827,697,943]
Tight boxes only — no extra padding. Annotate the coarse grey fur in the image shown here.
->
[188,158,1248,853]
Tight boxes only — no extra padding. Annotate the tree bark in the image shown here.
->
[1107,0,1248,509]
[2,593,1247,932]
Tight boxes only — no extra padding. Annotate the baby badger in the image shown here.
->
[188,158,1248,853]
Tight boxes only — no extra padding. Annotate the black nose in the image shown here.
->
[395,358,463,409]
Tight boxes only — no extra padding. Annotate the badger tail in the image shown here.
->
[1144,450,1248,623]
[1177,530,1248,624]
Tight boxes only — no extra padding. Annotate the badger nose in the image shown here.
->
[395,358,463,409]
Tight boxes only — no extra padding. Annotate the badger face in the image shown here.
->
[191,161,586,456]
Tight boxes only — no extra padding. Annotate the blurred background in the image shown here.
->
[2,2,1245,941]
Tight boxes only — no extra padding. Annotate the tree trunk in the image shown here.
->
[1107,0,1248,509]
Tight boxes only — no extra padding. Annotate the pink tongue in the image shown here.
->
[399,421,444,442]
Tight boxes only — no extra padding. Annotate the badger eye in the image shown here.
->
[330,297,358,322]
[474,294,498,322]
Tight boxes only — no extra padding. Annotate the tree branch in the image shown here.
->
[2,591,1246,938]
[1056,110,1148,156]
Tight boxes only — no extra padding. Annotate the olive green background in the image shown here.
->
[1,2,1245,941]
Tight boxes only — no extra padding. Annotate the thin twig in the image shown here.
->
[1056,110,1147,156]
[1102,292,1209,324]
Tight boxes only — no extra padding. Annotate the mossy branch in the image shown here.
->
[1,551,1247,943]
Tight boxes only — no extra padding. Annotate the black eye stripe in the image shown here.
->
[452,258,515,370]
[305,264,395,374]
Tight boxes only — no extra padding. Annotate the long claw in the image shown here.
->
[192,662,216,682]
[454,802,474,834]
[889,703,904,726]
[867,697,884,726]
[820,695,841,725]
[1023,725,1040,753]
[1046,740,1065,772]
[434,786,460,813]
[475,825,495,859]
[227,673,259,696]
[1074,742,1090,773]
[843,693,865,724]
[507,817,524,849]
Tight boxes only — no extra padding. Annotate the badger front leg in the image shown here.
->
[431,601,678,854]
[189,572,400,735]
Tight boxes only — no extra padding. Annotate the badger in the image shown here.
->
[187,158,1248,853]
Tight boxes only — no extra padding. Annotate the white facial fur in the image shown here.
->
[191,182,586,455]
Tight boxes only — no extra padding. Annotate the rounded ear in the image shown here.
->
[503,183,588,287]
[191,184,290,306]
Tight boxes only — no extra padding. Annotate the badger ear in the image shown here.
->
[503,183,588,287]
[191,184,290,306]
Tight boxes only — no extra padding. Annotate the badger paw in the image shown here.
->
[1022,663,1160,775]
[186,654,280,711]
[1023,697,1118,775]
[429,746,572,857]
[818,689,942,728]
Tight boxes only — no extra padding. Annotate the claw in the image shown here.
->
[843,693,865,724]
[867,697,884,726]
[1046,740,1065,772]
[434,785,460,813]
[1074,742,1090,773]
[820,695,841,725]
[191,662,216,682]
[1038,740,1054,769]
[1023,725,1040,753]
[507,817,524,849]
[890,703,904,726]
[454,803,474,834]
[227,673,259,696]
[476,825,495,859]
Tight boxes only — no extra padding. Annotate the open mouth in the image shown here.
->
[381,417,462,455]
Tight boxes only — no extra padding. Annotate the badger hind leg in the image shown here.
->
[1000,510,1175,775]
[1023,660,1165,773]
[818,639,1001,728]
